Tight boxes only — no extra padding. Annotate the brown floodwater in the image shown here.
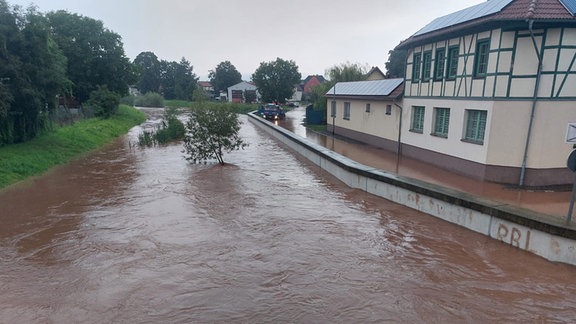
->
[1,112,576,323]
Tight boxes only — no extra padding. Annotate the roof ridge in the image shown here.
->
[526,0,538,19]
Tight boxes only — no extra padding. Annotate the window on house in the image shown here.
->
[464,110,487,144]
[343,102,351,120]
[446,46,459,79]
[422,51,432,81]
[330,100,336,117]
[412,52,422,82]
[433,107,450,138]
[474,39,490,78]
[365,103,371,113]
[410,106,425,133]
[386,105,392,115]
[434,48,446,81]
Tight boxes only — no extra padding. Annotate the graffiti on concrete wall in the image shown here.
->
[495,223,533,252]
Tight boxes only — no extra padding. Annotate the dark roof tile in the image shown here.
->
[397,0,576,49]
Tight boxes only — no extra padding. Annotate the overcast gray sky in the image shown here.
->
[8,0,484,80]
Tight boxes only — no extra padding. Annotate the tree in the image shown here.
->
[192,88,209,102]
[252,57,301,103]
[173,57,197,100]
[209,61,242,97]
[326,62,369,82]
[183,106,247,165]
[310,62,368,111]
[46,10,134,102]
[159,58,197,100]
[0,2,70,144]
[385,48,407,78]
[134,51,161,94]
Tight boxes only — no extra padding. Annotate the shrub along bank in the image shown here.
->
[0,105,146,190]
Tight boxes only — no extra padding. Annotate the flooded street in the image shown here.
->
[1,113,576,322]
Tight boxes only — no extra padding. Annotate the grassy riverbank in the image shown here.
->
[0,105,146,190]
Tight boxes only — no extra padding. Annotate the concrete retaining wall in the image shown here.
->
[248,113,576,266]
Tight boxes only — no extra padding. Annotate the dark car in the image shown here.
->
[258,103,286,120]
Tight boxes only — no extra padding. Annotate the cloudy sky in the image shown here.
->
[8,0,484,80]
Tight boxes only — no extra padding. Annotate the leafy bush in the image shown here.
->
[120,95,135,106]
[138,107,185,147]
[86,85,120,118]
[134,92,164,107]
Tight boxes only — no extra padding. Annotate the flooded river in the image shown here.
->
[1,113,576,322]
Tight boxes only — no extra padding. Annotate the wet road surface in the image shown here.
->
[1,112,576,322]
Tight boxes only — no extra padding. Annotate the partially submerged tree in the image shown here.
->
[183,106,247,165]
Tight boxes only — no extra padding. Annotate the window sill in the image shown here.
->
[430,132,448,138]
[461,138,484,145]
[409,129,423,134]
[343,117,350,120]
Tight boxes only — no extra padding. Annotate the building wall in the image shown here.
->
[405,27,576,100]
[227,82,258,103]
[401,26,576,185]
[402,98,493,164]
[488,101,574,169]
[328,99,400,144]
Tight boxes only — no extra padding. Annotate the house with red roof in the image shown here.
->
[395,0,576,187]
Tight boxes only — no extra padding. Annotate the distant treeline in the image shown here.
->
[0,0,198,146]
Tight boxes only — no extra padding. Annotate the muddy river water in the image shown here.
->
[1,112,576,322]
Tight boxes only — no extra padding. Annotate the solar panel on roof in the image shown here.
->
[559,0,576,15]
[326,79,403,97]
[413,0,514,36]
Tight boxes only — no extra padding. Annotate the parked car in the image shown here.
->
[258,103,286,120]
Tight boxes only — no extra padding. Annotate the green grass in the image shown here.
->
[165,100,259,114]
[0,105,146,190]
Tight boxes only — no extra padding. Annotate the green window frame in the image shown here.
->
[422,51,432,81]
[434,48,446,81]
[433,107,450,138]
[343,102,350,120]
[474,39,490,78]
[464,110,487,144]
[410,106,425,133]
[446,46,459,79]
[412,52,422,82]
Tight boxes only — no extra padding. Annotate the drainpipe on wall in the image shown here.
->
[393,101,403,156]
[519,19,543,187]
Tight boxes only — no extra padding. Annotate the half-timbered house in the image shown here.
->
[396,0,576,186]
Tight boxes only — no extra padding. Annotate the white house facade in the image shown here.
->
[227,81,260,103]
[326,79,404,153]
[328,0,576,187]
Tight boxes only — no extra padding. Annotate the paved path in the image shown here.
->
[279,107,574,224]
